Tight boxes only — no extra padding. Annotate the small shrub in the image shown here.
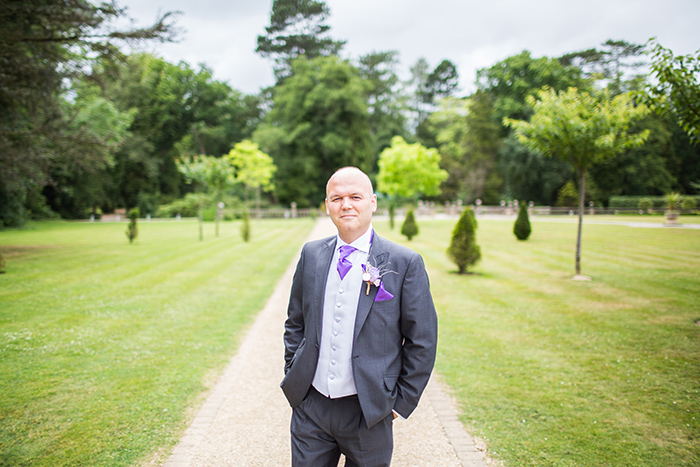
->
[0,252,6,274]
[513,202,531,240]
[447,207,481,274]
[681,197,697,211]
[638,198,653,213]
[240,209,251,242]
[401,208,418,240]
[126,208,140,244]
[556,181,579,207]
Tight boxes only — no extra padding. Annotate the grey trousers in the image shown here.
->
[291,387,393,467]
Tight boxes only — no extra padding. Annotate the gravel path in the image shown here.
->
[163,218,490,467]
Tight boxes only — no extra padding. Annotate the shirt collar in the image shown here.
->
[337,224,373,254]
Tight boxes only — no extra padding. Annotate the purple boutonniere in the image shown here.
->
[361,259,397,301]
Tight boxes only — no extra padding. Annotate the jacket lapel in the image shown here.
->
[313,236,336,344]
[354,235,389,339]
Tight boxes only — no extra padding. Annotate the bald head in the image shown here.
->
[324,166,377,243]
[326,167,373,199]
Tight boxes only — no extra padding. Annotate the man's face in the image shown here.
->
[325,169,377,244]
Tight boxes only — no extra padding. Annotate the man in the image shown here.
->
[281,167,438,466]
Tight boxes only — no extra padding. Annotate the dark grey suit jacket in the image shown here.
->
[280,233,438,429]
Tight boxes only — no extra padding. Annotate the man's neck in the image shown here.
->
[338,225,372,246]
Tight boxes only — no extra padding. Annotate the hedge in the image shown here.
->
[608,195,700,209]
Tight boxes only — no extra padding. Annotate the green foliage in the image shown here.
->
[447,206,481,274]
[665,192,682,211]
[587,112,677,201]
[556,181,579,207]
[608,195,698,209]
[241,209,251,242]
[644,39,700,144]
[429,93,501,202]
[505,86,650,275]
[638,198,654,212]
[477,51,586,124]
[126,208,139,243]
[681,197,697,211]
[497,133,571,206]
[377,136,448,200]
[513,202,532,240]
[227,140,276,193]
[254,56,372,207]
[357,50,408,156]
[256,0,345,79]
[560,39,646,96]
[0,1,177,227]
[505,88,650,172]
[400,208,419,241]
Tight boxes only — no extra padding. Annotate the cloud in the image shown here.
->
[118,0,700,95]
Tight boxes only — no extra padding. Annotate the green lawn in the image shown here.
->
[0,219,314,467]
[376,218,700,467]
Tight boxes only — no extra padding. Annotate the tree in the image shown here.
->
[447,206,481,274]
[408,58,431,130]
[513,202,532,241]
[206,157,236,237]
[253,56,372,207]
[226,140,277,214]
[429,92,501,203]
[559,39,646,96]
[556,181,579,207]
[377,136,448,200]
[643,39,700,144]
[505,87,649,277]
[43,86,135,219]
[426,60,460,101]
[401,208,419,241]
[0,0,178,226]
[176,155,235,240]
[357,50,408,156]
[377,136,448,228]
[256,0,345,80]
[477,51,586,126]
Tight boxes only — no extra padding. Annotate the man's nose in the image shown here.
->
[341,197,352,209]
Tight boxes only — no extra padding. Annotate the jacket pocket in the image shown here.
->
[383,374,399,392]
[287,338,306,372]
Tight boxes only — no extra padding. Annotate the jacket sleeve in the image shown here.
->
[393,252,438,418]
[283,245,306,374]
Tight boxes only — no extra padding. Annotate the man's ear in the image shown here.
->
[325,198,330,215]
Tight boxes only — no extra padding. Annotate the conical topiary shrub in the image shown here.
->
[513,202,531,240]
[126,207,140,244]
[447,206,481,274]
[401,208,419,240]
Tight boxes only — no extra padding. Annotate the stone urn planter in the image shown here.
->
[664,210,680,224]
[664,192,682,225]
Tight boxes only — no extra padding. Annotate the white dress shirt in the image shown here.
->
[312,225,373,398]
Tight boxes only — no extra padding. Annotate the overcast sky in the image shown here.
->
[118,0,700,96]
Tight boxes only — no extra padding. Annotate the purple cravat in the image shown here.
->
[337,245,357,280]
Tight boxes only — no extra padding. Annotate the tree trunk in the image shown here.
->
[198,196,204,242]
[215,195,220,238]
[576,169,585,276]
